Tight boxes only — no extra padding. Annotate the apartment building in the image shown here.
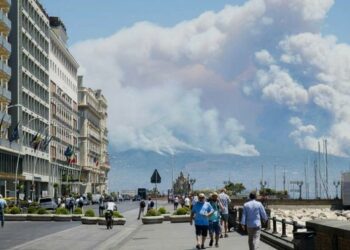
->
[78,77,110,194]
[49,16,80,196]
[8,0,50,200]
[0,0,15,197]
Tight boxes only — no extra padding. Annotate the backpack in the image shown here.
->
[150,201,154,208]
[79,199,83,207]
[140,200,146,208]
[69,199,74,208]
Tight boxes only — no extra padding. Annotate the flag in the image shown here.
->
[93,157,99,166]
[9,123,19,142]
[68,154,77,164]
[40,135,52,151]
[31,132,43,150]
[0,113,5,135]
[65,146,75,163]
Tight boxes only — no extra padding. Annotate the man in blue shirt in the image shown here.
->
[208,192,224,248]
[0,194,7,228]
[190,193,214,249]
[241,191,268,250]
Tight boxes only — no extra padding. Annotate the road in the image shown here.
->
[0,201,140,250]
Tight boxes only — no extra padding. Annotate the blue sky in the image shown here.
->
[40,0,350,159]
[42,0,350,45]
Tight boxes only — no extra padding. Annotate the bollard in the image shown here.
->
[272,217,277,234]
[281,219,287,237]
[264,208,271,230]
[293,221,298,233]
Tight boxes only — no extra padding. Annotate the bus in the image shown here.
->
[137,188,147,200]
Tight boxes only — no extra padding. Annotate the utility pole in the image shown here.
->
[283,167,286,192]
[274,165,277,191]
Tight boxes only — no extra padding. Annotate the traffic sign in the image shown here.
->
[151,169,161,184]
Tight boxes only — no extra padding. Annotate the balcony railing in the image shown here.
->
[0,35,10,56]
[0,9,11,31]
[0,0,10,12]
[0,60,10,78]
[0,85,10,100]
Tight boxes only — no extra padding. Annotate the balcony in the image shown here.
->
[0,60,10,79]
[0,110,10,124]
[0,85,10,101]
[0,0,10,13]
[0,9,10,34]
[0,35,10,57]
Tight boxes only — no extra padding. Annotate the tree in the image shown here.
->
[224,181,246,195]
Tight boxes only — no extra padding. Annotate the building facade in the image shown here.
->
[0,0,16,198]
[49,16,80,196]
[78,77,109,194]
[9,0,50,200]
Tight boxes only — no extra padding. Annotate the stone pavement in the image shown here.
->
[7,200,276,250]
[118,220,276,250]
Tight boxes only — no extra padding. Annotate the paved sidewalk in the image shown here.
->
[119,221,276,250]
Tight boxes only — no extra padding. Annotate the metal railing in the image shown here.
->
[268,217,306,238]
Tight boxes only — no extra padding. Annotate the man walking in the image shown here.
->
[137,199,146,219]
[208,192,223,248]
[218,188,231,237]
[190,193,214,249]
[0,194,7,228]
[241,191,268,250]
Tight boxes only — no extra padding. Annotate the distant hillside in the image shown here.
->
[108,148,350,197]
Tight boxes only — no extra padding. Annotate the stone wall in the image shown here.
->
[306,219,350,250]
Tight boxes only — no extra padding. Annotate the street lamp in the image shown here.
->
[9,104,44,205]
[189,178,196,193]
[333,181,340,199]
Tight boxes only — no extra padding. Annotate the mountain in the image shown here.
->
[108,148,350,197]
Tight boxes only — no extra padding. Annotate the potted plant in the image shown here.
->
[53,207,72,221]
[28,208,53,221]
[170,207,191,223]
[158,207,171,221]
[142,208,164,224]
[72,207,83,221]
[4,206,27,221]
[81,209,98,225]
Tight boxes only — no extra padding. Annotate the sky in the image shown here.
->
[41,0,350,160]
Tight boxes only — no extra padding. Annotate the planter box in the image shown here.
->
[97,217,107,225]
[72,214,82,221]
[4,214,27,221]
[53,215,72,221]
[27,214,53,221]
[169,215,191,223]
[142,216,164,224]
[162,214,171,221]
[114,218,126,225]
[81,217,99,225]
[98,217,126,225]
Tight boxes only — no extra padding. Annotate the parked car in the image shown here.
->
[39,197,58,210]
[132,195,141,201]
[118,194,124,202]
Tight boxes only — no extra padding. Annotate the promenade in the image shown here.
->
[5,201,276,250]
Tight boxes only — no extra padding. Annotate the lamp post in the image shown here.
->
[333,181,340,199]
[9,104,43,205]
[189,178,196,193]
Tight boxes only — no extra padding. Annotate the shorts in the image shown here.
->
[195,225,209,237]
[221,213,229,221]
[209,221,220,235]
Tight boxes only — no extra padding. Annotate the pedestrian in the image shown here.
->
[218,188,231,238]
[138,199,146,219]
[184,196,191,208]
[99,196,105,217]
[209,192,224,248]
[192,193,198,207]
[57,197,62,207]
[174,196,179,210]
[147,197,154,211]
[0,195,7,228]
[68,196,74,213]
[190,193,214,250]
[241,191,268,250]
